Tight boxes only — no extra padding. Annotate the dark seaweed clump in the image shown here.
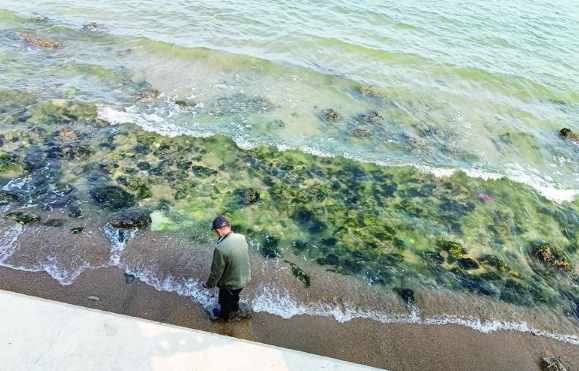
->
[284,260,310,288]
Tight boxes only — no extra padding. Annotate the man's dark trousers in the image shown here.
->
[218,287,243,320]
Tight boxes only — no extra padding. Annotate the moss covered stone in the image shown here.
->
[457,258,480,270]
[0,190,18,204]
[437,239,468,262]
[532,243,572,272]
[320,108,342,122]
[89,186,135,211]
[540,357,568,371]
[0,152,24,174]
[5,211,40,224]
[260,234,282,258]
[108,209,152,229]
[44,219,67,227]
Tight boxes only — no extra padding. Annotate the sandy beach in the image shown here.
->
[1,264,577,371]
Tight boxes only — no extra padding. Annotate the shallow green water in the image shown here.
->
[1,94,578,325]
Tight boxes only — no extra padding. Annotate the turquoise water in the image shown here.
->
[1,0,579,343]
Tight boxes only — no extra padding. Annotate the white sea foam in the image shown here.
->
[423,316,579,345]
[503,163,579,203]
[1,252,92,286]
[231,135,258,150]
[96,104,213,138]
[102,223,138,265]
[0,224,25,263]
[41,257,92,285]
[410,163,577,203]
[122,266,213,306]
[301,146,335,158]
[0,224,95,285]
[247,283,579,345]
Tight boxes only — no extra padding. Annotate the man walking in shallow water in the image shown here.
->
[203,216,251,321]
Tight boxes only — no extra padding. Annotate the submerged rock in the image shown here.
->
[68,204,84,218]
[352,127,372,137]
[138,89,159,101]
[108,209,152,229]
[240,188,260,205]
[260,234,282,258]
[124,272,136,284]
[5,211,40,224]
[89,185,135,210]
[292,240,309,251]
[358,85,384,97]
[320,108,342,122]
[0,190,18,204]
[419,251,445,265]
[83,22,99,30]
[192,165,218,178]
[532,243,572,272]
[44,218,67,227]
[394,287,415,305]
[16,32,61,48]
[437,239,468,262]
[356,111,383,123]
[560,128,579,141]
[0,152,24,174]
[174,99,193,108]
[457,258,480,270]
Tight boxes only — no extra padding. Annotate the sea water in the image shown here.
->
[1,0,579,344]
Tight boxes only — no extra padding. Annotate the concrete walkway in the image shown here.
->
[0,290,386,371]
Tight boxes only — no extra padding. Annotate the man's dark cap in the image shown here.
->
[212,216,230,230]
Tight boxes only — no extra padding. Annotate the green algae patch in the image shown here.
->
[150,210,173,231]
[0,152,25,174]
[2,93,579,317]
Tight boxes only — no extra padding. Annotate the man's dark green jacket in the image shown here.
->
[206,232,251,290]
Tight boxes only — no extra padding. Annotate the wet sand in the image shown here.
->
[1,265,577,371]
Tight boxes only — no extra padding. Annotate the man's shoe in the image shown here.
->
[211,308,230,321]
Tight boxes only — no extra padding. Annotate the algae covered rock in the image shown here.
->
[89,185,135,210]
[16,32,61,48]
[260,234,282,258]
[437,239,468,262]
[394,287,415,305]
[457,258,480,270]
[540,357,567,371]
[532,243,572,272]
[108,209,152,229]
[0,152,25,174]
[320,108,342,122]
[5,211,40,224]
[0,190,18,204]
[559,127,579,141]
[356,111,383,123]
[43,218,67,227]
[239,187,260,205]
